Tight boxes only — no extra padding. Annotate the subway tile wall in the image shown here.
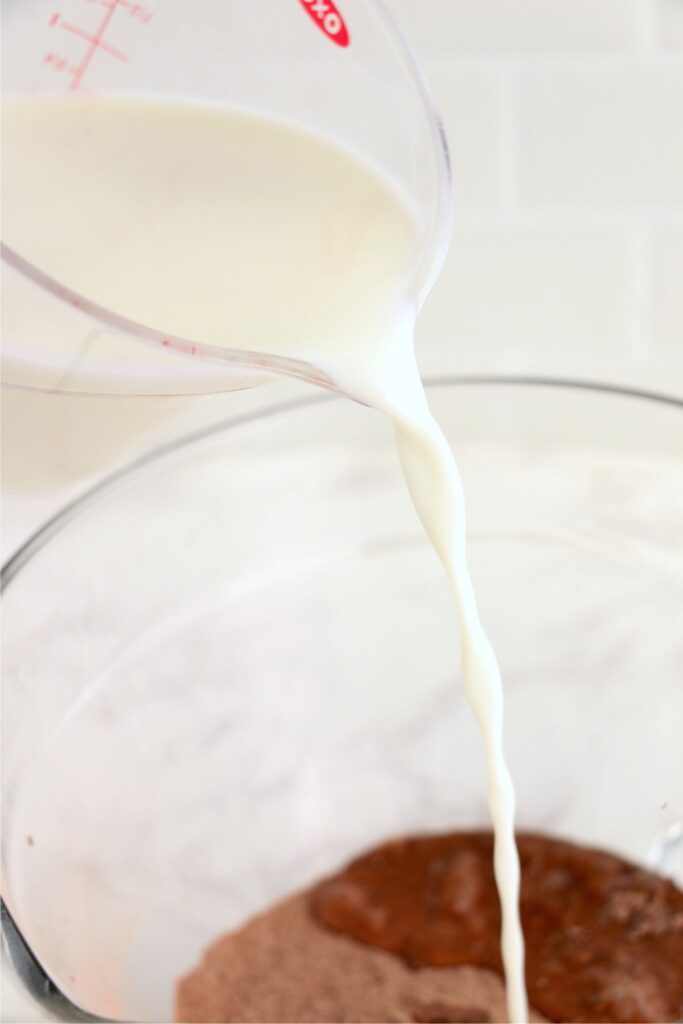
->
[387,0,683,394]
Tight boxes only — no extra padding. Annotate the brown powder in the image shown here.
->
[176,891,545,1023]
[176,831,683,1024]
[312,831,683,1023]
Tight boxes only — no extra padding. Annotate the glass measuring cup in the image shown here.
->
[1,0,452,397]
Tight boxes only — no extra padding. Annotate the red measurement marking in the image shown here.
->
[58,19,129,62]
[44,0,152,90]
[298,0,349,47]
[44,52,73,72]
[84,0,152,21]
[70,0,121,89]
[118,0,152,23]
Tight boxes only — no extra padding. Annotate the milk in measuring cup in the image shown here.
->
[3,96,528,1022]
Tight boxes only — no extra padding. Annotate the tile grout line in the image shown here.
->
[499,62,521,213]
[635,0,659,54]
[452,209,683,225]
[424,53,680,72]
[631,215,656,359]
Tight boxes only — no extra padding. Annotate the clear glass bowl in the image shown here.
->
[2,380,682,1022]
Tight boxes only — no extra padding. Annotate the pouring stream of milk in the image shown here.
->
[397,404,527,1024]
[345,337,528,1024]
[3,97,527,1022]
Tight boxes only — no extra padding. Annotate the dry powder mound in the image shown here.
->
[176,892,546,1023]
[176,830,683,1024]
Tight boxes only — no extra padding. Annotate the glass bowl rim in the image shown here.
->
[3,374,682,593]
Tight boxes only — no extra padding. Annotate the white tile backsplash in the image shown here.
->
[386,0,683,394]
[388,0,646,56]
[417,220,636,366]
[652,220,683,351]
[656,0,683,49]
[426,65,504,207]
[519,66,683,208]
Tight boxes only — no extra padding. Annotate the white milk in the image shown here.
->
[3,97,527,1022]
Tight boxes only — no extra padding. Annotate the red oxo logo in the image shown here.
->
[298,0,350,47]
